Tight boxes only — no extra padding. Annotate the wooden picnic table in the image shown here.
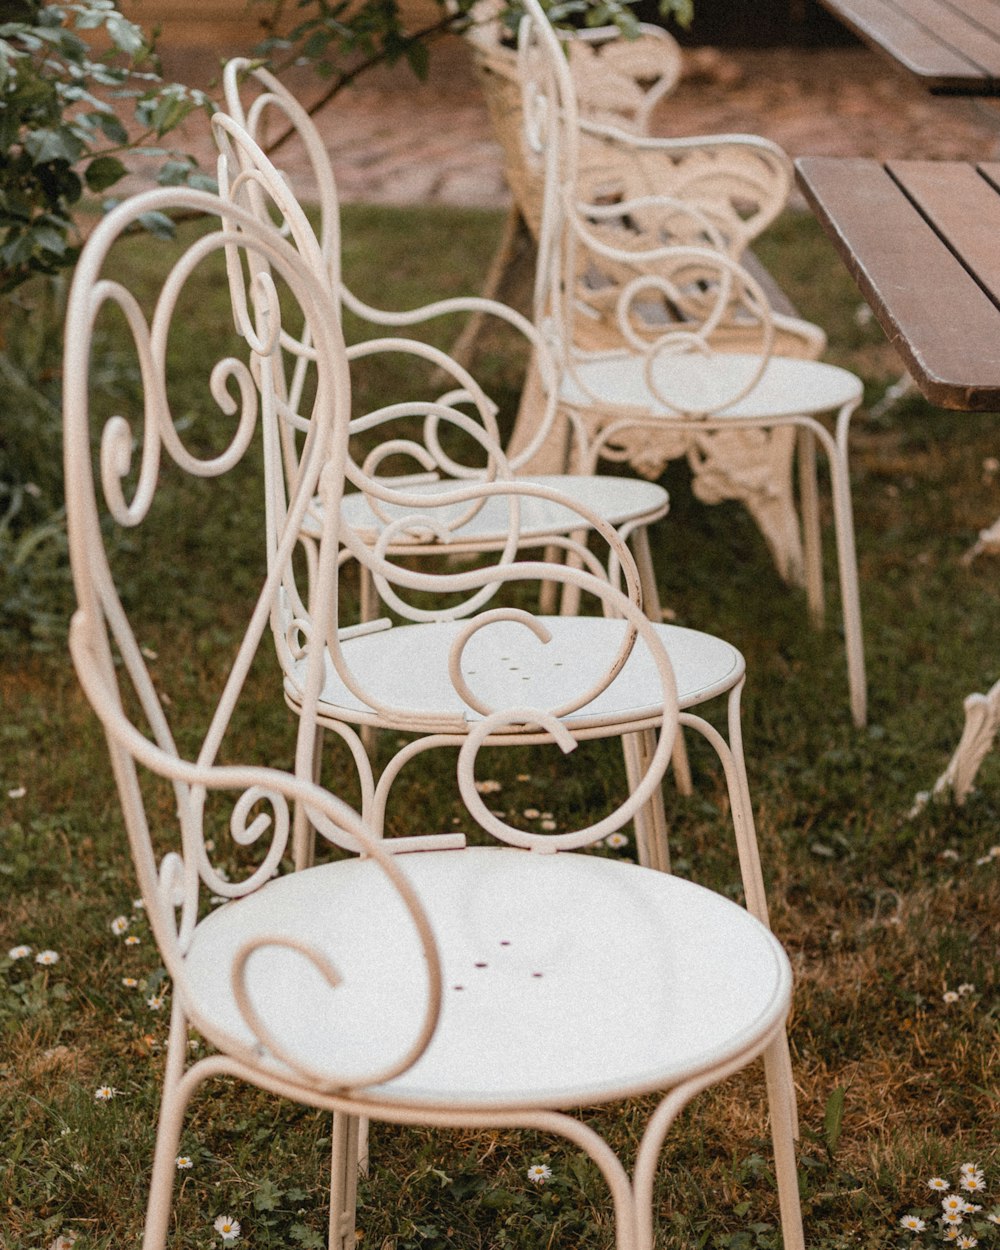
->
[816,0,1000,94]
[795,153,1000,807]
[795,156,1000,412]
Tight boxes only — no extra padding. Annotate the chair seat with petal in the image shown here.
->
[288,617,742,733]
[184,847,790,1110]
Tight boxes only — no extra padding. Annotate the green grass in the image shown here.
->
[1,204,998,1249]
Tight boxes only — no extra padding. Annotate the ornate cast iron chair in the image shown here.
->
[516,0,869,728]
[64,185,804,1250]
[465,7,834,593]
[212,114,802,1166]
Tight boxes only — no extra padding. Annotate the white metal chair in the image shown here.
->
[516,0,868,728]
[212,112,802,1177]
[64,184,804,1250]
[466,7,835,596]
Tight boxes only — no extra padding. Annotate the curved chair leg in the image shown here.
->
[764,1036,806,1250]
[621,729,671,872]
[680,689,800,1144]
[830,407,867,729]
[539,543,562,614]
[797,425,824,629]
[633,1023,804,1250]
[142,1017,230,1250]
[627,522,693,797]
[330,1111,361,1250]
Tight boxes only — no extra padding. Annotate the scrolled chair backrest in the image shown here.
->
[516,0,779,416]
[63,186,446,1090]
[218,61,568,482]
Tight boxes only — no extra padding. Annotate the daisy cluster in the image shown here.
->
[898,1163,999,1246]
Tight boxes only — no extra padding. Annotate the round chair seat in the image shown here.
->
[287,617,743,731]
[312,475,669,546]
[562,350,863,419]
[183,847,791,1110]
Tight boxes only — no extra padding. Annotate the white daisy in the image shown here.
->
[526,1163,552,1184]
[7,945,31,960]
[943,1195,967,1215]
[94,1085,115,1102]
[124,935,141,947]
[943,990,960,1004]
[121,977,139,989]
[176,1156,193,1169]
[213,1215,241,1241]
[474,780,502,795]
[928,1178,950,1191]
[110,916,130,936]
[899,1214,926,1232]
[605,833,629,849]
[956,1237,978,1248]
[35,950,59,966]
[146,994,165,1011]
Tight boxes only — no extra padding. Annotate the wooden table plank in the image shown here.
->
[886,160,1000,303]
[817,0,999,91]
[795,156,1000,410]
[903,0,1000,76]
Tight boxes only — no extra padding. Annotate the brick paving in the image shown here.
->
[156,35,1000,208]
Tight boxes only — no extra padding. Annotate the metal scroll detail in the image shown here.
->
[910,677,1000,814]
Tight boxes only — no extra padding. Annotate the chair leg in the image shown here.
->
[764,1036,805,1250]
[828,426,867,729]
[797,426,824,629]
[621,730,671,873]
[329,1111,360,1250]
[539,543,562,615]
[142,1007,198,1250]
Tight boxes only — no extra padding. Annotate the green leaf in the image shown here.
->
[405,39,429,79]
[84,154,126,191]
[823,1085,846,1158]
[136,210,175,240]
[95,110,129,144]
[156,157,194,187]
[253,1178,283,1211]
[28,224,67,255]
[105,10,145,55]
[24,126,83,164]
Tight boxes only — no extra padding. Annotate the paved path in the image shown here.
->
[158,36,1000,208]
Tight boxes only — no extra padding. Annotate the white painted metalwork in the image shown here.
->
[212,121,802,1194]
[467,9,835,595]
[510,0,868,728]
[910,677,1000,813]
[207,103,797,924]
[64,185,805,1250]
